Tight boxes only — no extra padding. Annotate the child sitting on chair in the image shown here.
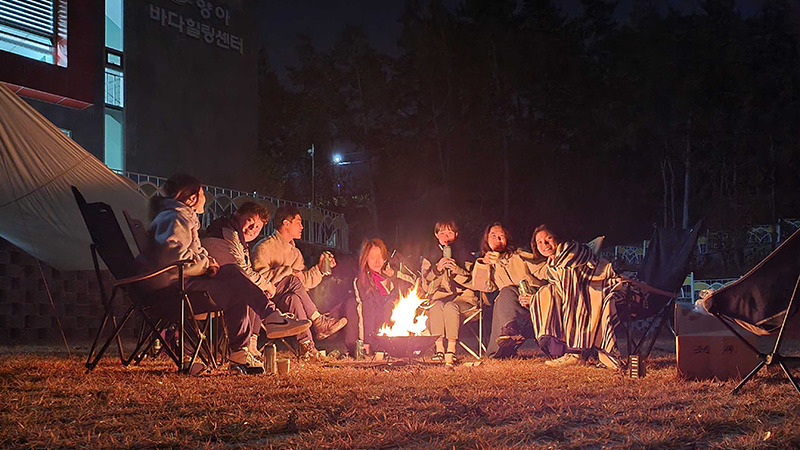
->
[420,220,477,366]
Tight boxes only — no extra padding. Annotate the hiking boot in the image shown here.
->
[544,353,580,367]
[263,311,312,339]
[313,314,347,341]
[229,347,265,375]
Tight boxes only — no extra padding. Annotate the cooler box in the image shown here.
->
[674,302,760,380]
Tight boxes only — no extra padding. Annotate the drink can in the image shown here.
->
[519,279,531,296]
[355,339,365,360]
[321,251,333,275]
[263,343,277,375]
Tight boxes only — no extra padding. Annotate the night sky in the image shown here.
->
[258,0,764,82]
[252,0,793,263]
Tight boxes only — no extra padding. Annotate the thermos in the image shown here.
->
[629,354,646,378]
[355,339,365,360]
[442,245,452,259]
[442,245,452,277]
[263,343,277,374]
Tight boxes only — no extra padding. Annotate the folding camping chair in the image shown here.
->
[121,209,228,367]
[615,223,701,364]
[73,187,222,373]
[702,228,800,396]
[458,292,489,359]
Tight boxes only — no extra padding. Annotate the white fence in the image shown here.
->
[117,171,349,250]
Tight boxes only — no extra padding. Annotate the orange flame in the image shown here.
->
[377,284,428,336]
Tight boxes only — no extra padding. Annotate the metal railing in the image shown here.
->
[116,171,349,250]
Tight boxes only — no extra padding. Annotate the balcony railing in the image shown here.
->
[116,171,349,250]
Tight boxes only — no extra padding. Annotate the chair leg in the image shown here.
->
[778,359,800,396]
[459,340,480,359]
[86,307,135,372]
[732,360,766,395]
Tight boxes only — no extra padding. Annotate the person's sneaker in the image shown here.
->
[229,347,265,375]
[183,356,208,376]
[496,334,525,349]
[492,345,519,359]
[544,353,580,367]
[263,311,312,339]
[497,321,526,350]
[298,339,320,361]
[313,314,347,341]
[248,334,260,356]
[597,351,622,371]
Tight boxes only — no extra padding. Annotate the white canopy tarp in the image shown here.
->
[0,83,147,270]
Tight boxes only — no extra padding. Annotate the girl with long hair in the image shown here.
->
[471,222,545,358]
[352,238,412,350]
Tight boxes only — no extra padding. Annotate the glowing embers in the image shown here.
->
[377,284,428,337]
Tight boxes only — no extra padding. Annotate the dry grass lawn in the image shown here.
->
[1,342,799,449]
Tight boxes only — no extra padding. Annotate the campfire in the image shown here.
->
[378,284,428,336]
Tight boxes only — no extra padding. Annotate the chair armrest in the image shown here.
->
[113,259,194,287]
[618,277,678,298]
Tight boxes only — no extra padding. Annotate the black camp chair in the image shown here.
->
[616,223,701,364]
[703,228,800,396]
[122,209,228,367]
[73,186,222,373]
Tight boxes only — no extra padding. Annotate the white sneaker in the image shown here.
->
[248,334,260,355]
[229,347,265,375]
[544,353,580,367]
[597,351,622,371]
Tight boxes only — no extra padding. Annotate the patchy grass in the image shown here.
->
[0,343,798,449]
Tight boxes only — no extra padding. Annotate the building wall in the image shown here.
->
[0,0,106,159]
[124,0,259,191]
[0,237,108,344]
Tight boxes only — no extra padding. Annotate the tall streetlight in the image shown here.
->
[308,144,315,205]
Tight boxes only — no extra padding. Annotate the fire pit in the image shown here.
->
[371,283,439,363]
[372,335,440,362]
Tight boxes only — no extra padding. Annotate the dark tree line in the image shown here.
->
[256,0,800,267]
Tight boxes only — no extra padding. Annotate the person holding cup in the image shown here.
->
[470,222,545,358]
[420,220,478,365]
[352,238,413,354]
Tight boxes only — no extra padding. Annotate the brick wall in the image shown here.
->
[0,237,110,344]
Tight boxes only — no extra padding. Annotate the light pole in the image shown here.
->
[308,144,315,205]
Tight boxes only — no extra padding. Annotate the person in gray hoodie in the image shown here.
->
[147,174,310,373]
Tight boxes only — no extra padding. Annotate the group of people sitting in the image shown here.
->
[143,173,638,374]
[145,174,347,374]
[353,221,626,370]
